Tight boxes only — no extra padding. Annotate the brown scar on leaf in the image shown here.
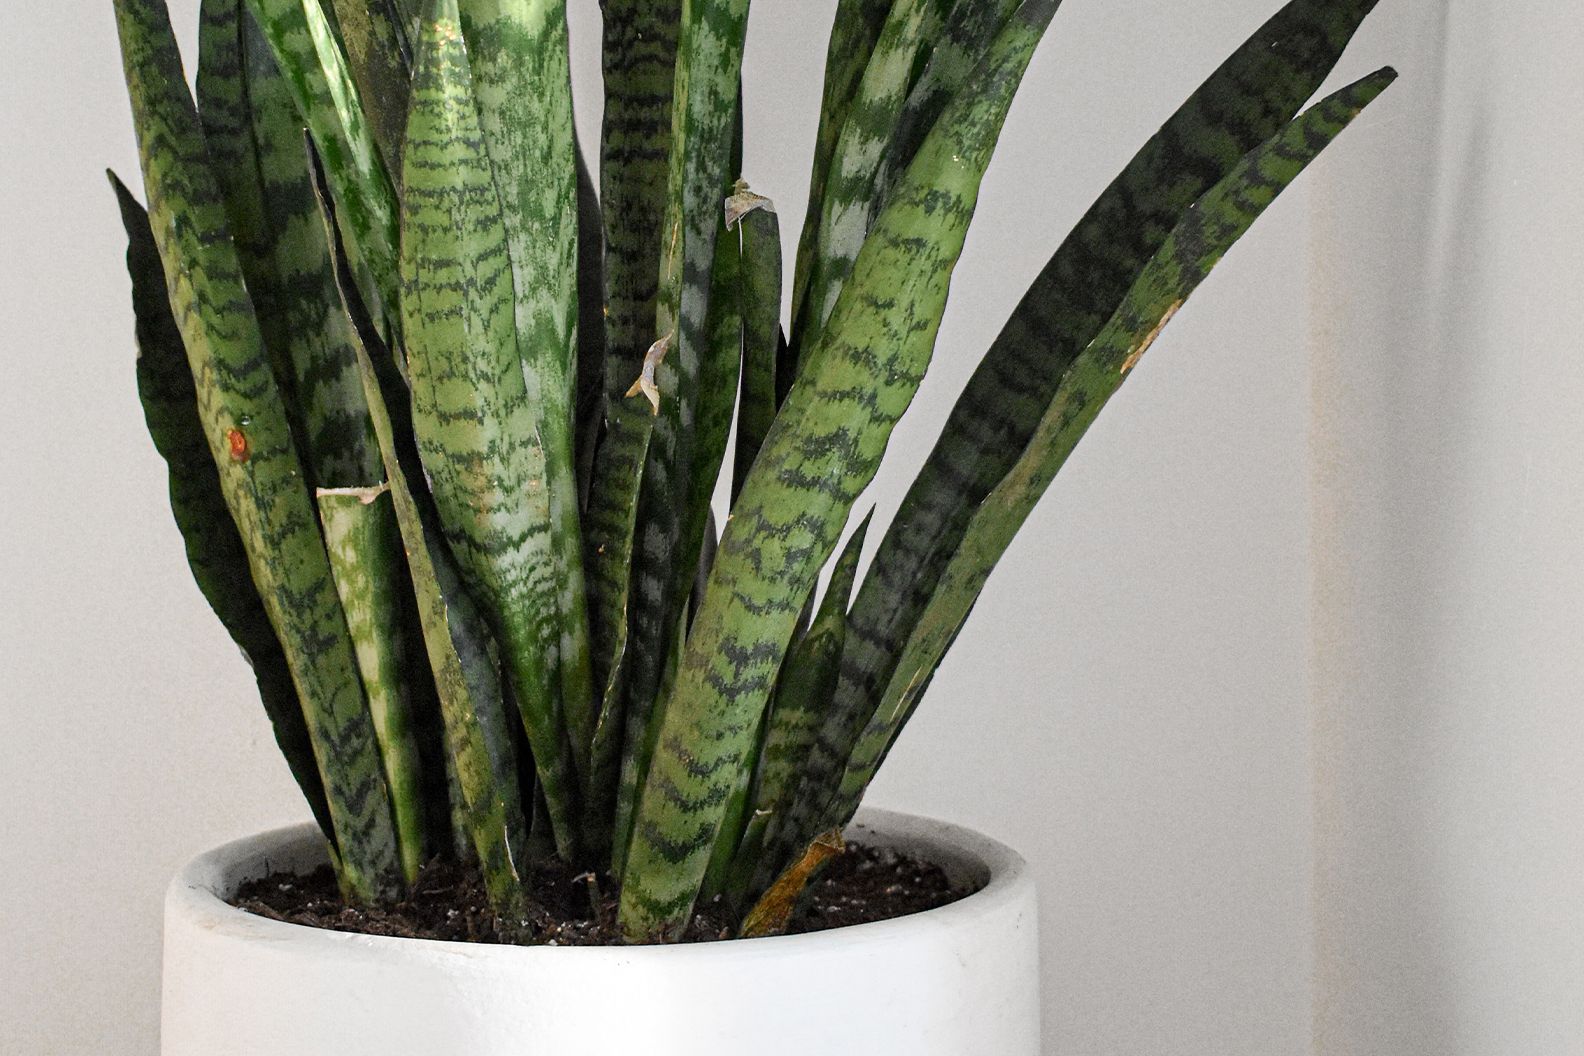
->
[625,332,673,415]
[739,828,845,938]
[724,179,774,230]
[1120,299,1183,375]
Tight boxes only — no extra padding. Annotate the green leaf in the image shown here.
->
[729,184,784,500]
[197,0,383,493]
[595,0,682,389]
[194,0,290,395]
[871,0,1023,205]
[609,0,752,874]
[580,0,680,858]
[317,485,427,883]
[573,142,606,505]
[390,0,423,39]
[808,0,1389,831]
[456,0,594,788]
[790,0,954,349]
[682,209,747,634]
[581,415,651,862]
[617,0,1060,941]
[310,144,533,911]
[751,512,870,827]
[114,0,401,900]
[197,1,427,879]
[828,67,1399,824]
[617,189,750,872]
[787,0,892,369]
[324,0,412,182]
[244,0,400,330]
[111,172,333,844]
[400,0,578,860]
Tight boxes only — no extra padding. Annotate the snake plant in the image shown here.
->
[113,0,1393,942]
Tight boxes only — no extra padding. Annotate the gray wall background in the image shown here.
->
[2,1,1578,1053]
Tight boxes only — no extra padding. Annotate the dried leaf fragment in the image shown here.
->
[724,179,774,230]
[740,828,844,938]
[625,332,674,415]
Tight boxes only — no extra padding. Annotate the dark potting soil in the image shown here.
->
[229,842,971,946]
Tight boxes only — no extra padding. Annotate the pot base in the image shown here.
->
[162,808,1040,1055]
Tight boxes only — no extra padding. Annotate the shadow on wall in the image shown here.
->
[1311,0,1584,1052]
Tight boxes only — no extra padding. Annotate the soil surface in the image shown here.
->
[230,842,970,946]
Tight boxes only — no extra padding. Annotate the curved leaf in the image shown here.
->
[829,67,1400,824]
[871,0,1023,205]
[788,0,892,355]
[790,0,954,348]
[810,0,1389,827]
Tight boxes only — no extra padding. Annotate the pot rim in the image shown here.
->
[168,806,1031,959]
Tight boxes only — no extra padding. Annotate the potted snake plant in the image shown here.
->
[112,0,1393,1050]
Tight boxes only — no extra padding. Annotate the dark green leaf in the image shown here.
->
[730,185,784,501]
[324,0,411,181]
[809,0,1388,831]
[830,67,1400,824]
[609,3,752,875]
[581,0,681,859]
[114,0,401,899]
[111,171,333,844]
[573,142,606,506]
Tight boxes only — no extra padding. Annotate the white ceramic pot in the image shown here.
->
[162,807,1040,1055]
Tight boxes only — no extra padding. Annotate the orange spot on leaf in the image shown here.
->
[226,428,249,462]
